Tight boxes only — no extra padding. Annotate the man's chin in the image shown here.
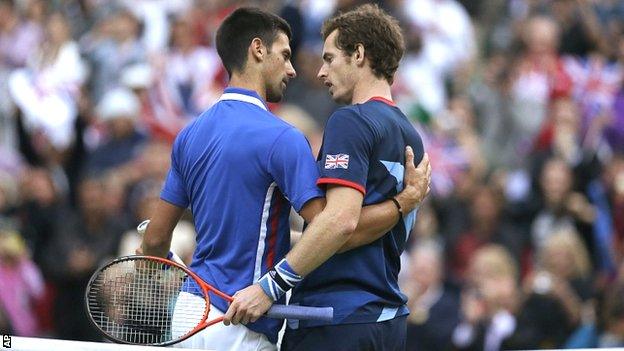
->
[266,92,284,103]
[329,93,347,105]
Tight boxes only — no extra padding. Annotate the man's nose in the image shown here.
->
[317,66,326,80]
[286,61,296,78]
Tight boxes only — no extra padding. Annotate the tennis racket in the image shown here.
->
[85,255,333,346]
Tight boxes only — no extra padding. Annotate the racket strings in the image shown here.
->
[87,258,208,345]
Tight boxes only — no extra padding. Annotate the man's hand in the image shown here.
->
[223,284,273,326]
[396,147,431,213]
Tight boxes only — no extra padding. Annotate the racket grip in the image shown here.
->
[266,305,333,322]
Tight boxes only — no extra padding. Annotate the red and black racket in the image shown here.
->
[85,255,332,346]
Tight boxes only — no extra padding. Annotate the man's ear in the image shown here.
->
[250,37,265,63]
[354,43,365,67]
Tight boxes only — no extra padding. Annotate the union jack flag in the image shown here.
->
[325,154,349,169]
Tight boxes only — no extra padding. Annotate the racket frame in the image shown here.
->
[85,255,231,346]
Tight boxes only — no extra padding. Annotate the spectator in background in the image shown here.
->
[550,0,607,57]
[452,245,520,351]
[283,46,339,125]
[120,63,180,142]
[451,184,524,281]
[394,0,476,118]
[404,240,460,351]
[508,15,571,161]
[0,171,18,219]
[562,52,620,152]
[536,229,593,320]
[0,0,43,151]
[601,154,624,263]
[424,96,486,199]
[600,284,624,347]
[84,87,146,175]
[606,32,624,153]
[118,0,193,53]
[274,103,322,158]
[8,12,86,163]
[152,16,222,121]
[83,9,145,102]
[509,228,594,349]
[423,96,486,251]
[0,0,43,69]
[531,97,601,195]
[42,175,125,341]
[599,261,624,347]
[16,167,62,271]
[102,139,172,225]
[118,179,196,265]
[531,157,596,262]
[0,221,44,336]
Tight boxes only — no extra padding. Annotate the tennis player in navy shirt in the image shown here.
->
[281,4,427,350]
[140,7,430,351]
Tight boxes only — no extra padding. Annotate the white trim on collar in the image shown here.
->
[217,92,267,111]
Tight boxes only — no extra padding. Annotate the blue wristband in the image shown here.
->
[258,258,303,301]
[274,258,303,288]
[258,274,286,301]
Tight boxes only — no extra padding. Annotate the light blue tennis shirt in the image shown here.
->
[160,87,323,342]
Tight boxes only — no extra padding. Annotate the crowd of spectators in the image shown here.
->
[1,0,624,349]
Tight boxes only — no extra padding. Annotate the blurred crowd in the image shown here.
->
[1,0,624,349]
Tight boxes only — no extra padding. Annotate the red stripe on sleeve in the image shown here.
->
[317,178,366,195]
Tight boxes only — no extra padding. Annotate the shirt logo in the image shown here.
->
[325,154,349,169]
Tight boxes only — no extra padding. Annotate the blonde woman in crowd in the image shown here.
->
[452,244,520,351]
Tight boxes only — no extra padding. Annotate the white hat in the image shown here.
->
[120,64,153,89]
[96,87,140,121]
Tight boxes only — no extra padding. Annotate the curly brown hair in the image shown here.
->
[321,4,405,84]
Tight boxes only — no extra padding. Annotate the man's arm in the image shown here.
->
[299,148,431,253]
[285,184,363,275]
[140,199,185,258]
[338,150,431,252]
[223,184,362,326]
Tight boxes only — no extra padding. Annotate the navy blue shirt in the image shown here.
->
[160,87,323,342]
[289,97,424,328]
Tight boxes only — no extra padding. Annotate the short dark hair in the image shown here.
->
[321,4,404,84]
[216,7,292,77]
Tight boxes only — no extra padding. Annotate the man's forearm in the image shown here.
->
[337,200,399,253]
[141,199,185,258]
[142,235,171,258]
[286,207,358,276]
[284,186,362,276]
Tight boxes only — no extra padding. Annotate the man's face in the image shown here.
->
[264,32,296,103]
[318,30,357,104]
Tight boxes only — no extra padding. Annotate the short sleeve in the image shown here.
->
[160,134,190,208]
[268,128,324,212]
[317,108,373,195]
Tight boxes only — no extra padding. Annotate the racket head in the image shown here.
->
[85,255,213,346]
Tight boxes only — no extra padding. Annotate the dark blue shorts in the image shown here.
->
[281,316,407,351]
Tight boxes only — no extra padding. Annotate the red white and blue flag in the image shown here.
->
[325,154,349,169]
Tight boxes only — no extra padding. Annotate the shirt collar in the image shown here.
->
[218,87,268,111]
[368,96,396,106]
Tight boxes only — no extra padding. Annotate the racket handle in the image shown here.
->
[267,305,333,322]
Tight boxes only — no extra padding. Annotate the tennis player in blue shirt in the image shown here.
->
[278,5,426,350]
[141,7,430,351]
